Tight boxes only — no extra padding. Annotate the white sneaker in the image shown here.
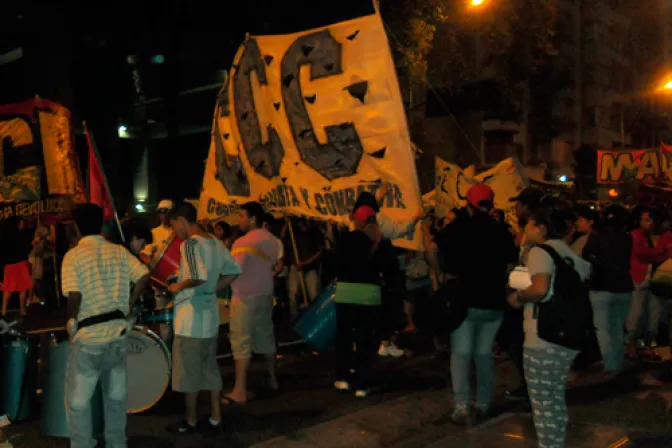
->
[378,343,405,358]
[355,388,371,398]
[334,380,351,391]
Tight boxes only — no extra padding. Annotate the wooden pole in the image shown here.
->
[285,217,309,309]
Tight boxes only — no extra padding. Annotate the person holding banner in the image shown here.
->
[333,205,383,397]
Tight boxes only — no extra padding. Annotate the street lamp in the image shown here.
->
[470,0,486,5]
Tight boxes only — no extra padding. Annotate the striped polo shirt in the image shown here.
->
[61,235,149,344]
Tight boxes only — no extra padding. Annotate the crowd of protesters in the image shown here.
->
[3,183,672,448]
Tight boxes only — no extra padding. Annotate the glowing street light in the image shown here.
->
[664,80,672,90]
[470,0,486,5]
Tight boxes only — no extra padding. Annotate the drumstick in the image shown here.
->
[25,326,67,335]
[151,276,169,289]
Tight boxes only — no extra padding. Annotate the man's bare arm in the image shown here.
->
[216,274,239,291]
[129,274,151,311]
[67,292,83,319]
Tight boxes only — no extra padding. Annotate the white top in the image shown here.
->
[523,239,591,350]
[61,236,149,344]
[173,235,241,339]
[142,225,173,265]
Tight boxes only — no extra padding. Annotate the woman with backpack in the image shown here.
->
[625,207,672,361]
[582,204,633,377]
[507,201,591,448]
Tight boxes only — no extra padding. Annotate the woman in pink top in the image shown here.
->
[626,207,672,361]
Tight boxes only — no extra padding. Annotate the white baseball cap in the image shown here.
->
[157,200,174,212]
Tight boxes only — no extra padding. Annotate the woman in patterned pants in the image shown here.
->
[508,202,591,447]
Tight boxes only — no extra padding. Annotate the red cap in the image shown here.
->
[353,205,377,226]
[467,184,495,208]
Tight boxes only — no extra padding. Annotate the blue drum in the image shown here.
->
[41,334,104,438]
[141,307,174,325]
[1,334,38,422]
[293,282,337,352]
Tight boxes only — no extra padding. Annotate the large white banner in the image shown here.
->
[199,13,423,249]
[435,157,527,229]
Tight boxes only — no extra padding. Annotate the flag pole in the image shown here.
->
[82,121,125,244]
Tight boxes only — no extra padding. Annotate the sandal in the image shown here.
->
[221,394,248,406]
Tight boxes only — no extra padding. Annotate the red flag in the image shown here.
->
[85,127,115,221]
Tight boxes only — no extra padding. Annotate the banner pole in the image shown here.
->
[285,217,309,309]
[82,121,125,244]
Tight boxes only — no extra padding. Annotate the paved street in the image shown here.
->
[4,307,672,447]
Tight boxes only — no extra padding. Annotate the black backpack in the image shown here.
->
[535,244,595,351]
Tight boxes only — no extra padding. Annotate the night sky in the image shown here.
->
[1,0,380,205]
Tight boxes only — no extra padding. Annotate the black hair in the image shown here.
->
[641,206,664,226]
[215,220,232,237]
[74,203,104,237]
[169,201,198,224]
[263,212,276,227]
[122,218,153,245]
[353,191,380,213]
[575,204,597,222]
[240,201,265,227]
[601,204,630,232]
[528,198,574,240]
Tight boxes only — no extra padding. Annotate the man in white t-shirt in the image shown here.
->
[140,199,174,266]
[166,202,241,433]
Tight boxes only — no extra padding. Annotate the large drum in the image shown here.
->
[293,282,337,352]
[1,334,38,422]
[41,334,104,438]
[151,234,183,285]
[127,326,171,413]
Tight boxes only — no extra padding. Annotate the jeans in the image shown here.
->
[450,308,503,410]
[626,283,664,346]
[66,338,127,448]
[590,291,631,372]
[334,303,380,390]
[524,345,577,448]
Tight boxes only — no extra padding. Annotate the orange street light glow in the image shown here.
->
[471,0,486,5]
[664,80,672,90]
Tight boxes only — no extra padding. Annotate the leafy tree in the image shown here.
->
[382,0,560,93]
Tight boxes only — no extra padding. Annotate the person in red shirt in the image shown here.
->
[626,207,672,361]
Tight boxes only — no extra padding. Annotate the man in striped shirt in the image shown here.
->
[61,204,150,448]
[166,202,241,433]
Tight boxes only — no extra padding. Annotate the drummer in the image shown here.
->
[140,199,174,266]
[121,218,154,256]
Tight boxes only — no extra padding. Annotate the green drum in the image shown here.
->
[1,334,38,422]
[41,335,104,438]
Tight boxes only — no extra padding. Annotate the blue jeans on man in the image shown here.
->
[66,338,127,448]
[450,308,503,411]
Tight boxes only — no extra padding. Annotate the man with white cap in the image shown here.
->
[140,199,174,266]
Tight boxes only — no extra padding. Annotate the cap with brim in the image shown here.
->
[353,205,377,227]
[157,199,173,212]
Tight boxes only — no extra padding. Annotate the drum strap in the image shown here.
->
[231,246,271,262]
[77,310,126,333]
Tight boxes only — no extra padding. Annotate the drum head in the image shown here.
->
[127,327,171,413]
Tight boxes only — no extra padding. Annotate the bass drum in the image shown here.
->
[127,326,171,413]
